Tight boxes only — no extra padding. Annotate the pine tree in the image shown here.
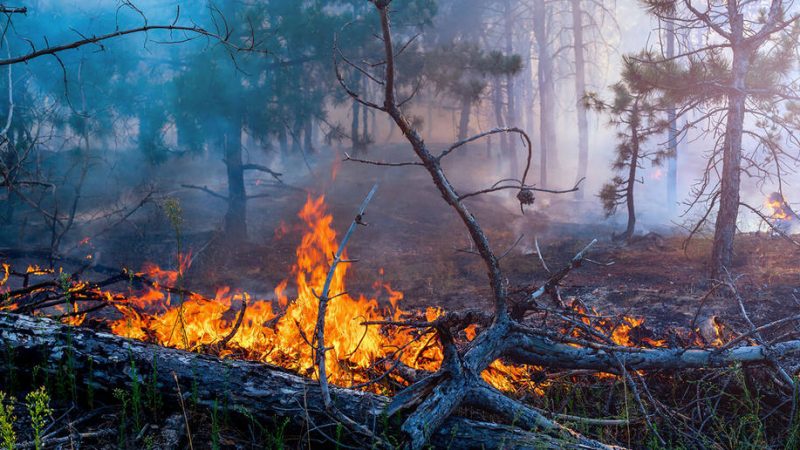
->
[586,59,669,241]
[632,1,800,275]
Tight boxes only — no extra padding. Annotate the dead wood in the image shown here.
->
[329,2,800,448]
[0,312,607,449]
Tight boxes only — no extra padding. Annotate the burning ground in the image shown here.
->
[3,150,800,448]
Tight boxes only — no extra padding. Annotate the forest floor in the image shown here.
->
[2,144,800,448]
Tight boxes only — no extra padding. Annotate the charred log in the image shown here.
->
[0,312,603,449]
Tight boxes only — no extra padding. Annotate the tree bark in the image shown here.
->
[711,15,747,276]
[457,95,472,141]
[571,0,589,199]
[532,1,557,188]
[492,77,508,156]
[665,19,678,212]
[224,116,247,241]
[621,104,640,241]
[0,313,592,449]
[351,99,361,152]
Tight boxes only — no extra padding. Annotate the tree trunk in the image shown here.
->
[504,0,518,175]
[303,117,314,155]
[571,0,589,199]
[351,98,361,153]
[532,1,557,188]
[622,105,640,241]
[711,19,748,276]
[492,77,508,156]
[0,313,590,449]
[665,19,678,212]
[457,95,471,141]
[224,117,247,242]
[278,125,288,157]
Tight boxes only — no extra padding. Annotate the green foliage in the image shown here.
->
[147,353,162,418]
[0,391,16,450]
[114,388,130,448]
[421,42,521,105]
[586,73,669,237]
[129,355,142,431]
[211,398,221,450]
[25,386,52,450]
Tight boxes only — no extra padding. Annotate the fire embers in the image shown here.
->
[766,192,798,234]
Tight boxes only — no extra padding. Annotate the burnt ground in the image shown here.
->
[5,143,800,336]
[3,144,800,449]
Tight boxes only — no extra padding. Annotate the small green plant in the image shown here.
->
[211,398,221,450]
[0,391,16,450]
[146,353,161,417]
[56,272,78,403]
[163,198,190,349]
[143,433,156,450]
[129,355,142,431]
[269,417,289,450]
[86,356,94,409]
[25,386,52,450]
[190,364,199,408]
[335,422,343,450]
[114,388,130,448]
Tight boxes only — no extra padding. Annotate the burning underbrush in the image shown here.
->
[0,195,712,397]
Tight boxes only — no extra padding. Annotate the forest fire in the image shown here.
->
[766,192,797,223]
[0,196,678,394]
[104,195,448,388]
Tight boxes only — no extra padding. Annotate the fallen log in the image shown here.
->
[0,313,596,449]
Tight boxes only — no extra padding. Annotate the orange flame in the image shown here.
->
[108,195,446,387]
[766,192,793,221]
[3,196,671,393]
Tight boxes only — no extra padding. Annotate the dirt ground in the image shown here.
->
[4,143,800,337]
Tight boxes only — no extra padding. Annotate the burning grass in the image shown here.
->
[0,195,688,397]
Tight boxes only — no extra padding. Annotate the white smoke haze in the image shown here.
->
[1,0,799,265]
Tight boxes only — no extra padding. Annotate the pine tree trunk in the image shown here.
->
[362,101,369,146]
[711,18,747,276]
[571,0,589,199]
[532,1,556,188]
[504,0,518,175]
[622,104,640,241]
[224,117,247,242]
[278,126,288,157]
[351,82,361,153]
[457,96,471,141]
[304,118,314,155]
[666,19,678,212]
[492,77,508,156]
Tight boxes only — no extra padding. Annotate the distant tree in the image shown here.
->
[532,0,557,187]
[585,62,669,241]
[0,1,255,256]
[632,0,800,275]
[423,44,521,141]
[562,0,617,199]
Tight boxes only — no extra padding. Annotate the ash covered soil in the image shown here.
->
[115,146,800,335]
[8,144,800,334]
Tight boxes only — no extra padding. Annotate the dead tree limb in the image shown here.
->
[313,184,381,445]
[0,312,605,449]
[332,2,800,448]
